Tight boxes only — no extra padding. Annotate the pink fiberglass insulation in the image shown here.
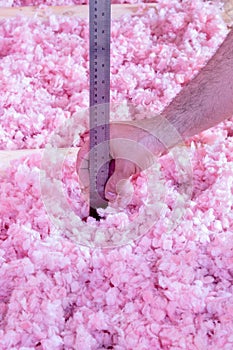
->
[1,0,233,349]
[1,0,168,7]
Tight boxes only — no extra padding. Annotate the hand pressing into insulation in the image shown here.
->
[76,120,167,202]
[77,28,233,203]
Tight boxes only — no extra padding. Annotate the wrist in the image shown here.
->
[133,114,184,155]
[110,120,167,157]
[136,127,167,157]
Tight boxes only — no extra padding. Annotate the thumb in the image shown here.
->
[105,158,138,201]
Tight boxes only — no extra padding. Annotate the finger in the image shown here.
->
[76,134,89,172]
[76,140,90,189]
[105,158,138,201]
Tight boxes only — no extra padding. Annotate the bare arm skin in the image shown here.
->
[153,29,233,141]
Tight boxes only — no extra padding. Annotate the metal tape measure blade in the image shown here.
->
[89,0,111,211]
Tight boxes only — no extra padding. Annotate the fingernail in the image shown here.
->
[107,191,116,200]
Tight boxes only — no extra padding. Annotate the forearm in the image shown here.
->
[155,28,233,144]
[167,29,233,137]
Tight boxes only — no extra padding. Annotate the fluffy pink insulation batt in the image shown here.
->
[1,0,233,349]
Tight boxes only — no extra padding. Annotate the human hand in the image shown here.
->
[76,120,166,203]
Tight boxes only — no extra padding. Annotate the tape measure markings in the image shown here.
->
[89,0,111,213]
